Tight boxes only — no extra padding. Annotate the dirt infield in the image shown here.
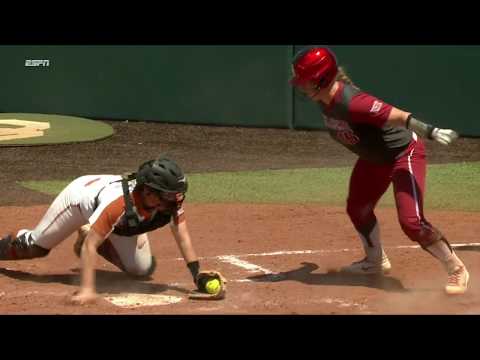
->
[0,121,479,314]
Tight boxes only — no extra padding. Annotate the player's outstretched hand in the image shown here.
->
[431,128,459,146]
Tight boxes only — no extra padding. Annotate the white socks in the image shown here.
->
[357,224,466,274]
[357,222,386,263]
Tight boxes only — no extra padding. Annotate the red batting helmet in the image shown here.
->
[290,46,338,89]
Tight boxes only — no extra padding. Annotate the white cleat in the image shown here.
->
[340,256,392,275]
[445,266,469,295]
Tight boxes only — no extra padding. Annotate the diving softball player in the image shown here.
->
[0,156,204,304]
[289,46,469,295]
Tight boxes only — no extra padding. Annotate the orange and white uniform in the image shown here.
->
[19,175,185,275]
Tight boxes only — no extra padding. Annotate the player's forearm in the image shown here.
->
[171,222,198,263]
[80,236,99,292]
[388,109,435,137]
[386,107,459,145]
[171,222,200,285]
[405,115,459,145]
[385,107,435,134]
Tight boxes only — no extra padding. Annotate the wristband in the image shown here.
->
[187,260,200,282]
[406,114,435,139]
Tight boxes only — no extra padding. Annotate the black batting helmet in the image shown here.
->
[136,157,188,194]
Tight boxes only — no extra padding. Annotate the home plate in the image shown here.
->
[104,293,183,308]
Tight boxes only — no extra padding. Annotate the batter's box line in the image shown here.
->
[170,241,480,262]
[168,242,480,283]
[171,248,354,262]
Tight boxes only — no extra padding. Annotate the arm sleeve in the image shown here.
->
[349,92,393,127]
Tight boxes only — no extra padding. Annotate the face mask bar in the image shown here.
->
[158,191,185,203]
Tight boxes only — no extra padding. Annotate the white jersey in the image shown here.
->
[22,174,168,276]
[36,175,185,243]
[72,175,184,238]
[71,174,126,226]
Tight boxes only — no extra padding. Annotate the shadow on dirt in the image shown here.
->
[0,267,191,295]
[247,262,409,293]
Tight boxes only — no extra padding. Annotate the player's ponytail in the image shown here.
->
[336,66,360,90]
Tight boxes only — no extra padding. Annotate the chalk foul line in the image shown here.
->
[174,242,480,262]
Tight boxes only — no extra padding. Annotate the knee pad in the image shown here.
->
[96,239,155,278]
[127,256,157,278]
[144,256,157,277]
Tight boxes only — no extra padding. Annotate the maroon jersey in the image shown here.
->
[319,82,412,164]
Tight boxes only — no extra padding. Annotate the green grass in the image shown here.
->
[19,161,480,212]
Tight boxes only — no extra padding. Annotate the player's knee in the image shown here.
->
[346,202,358,221]
[399,217,420,238]
[346,203,375,229]
[144,256,157,277]
[399,218,442,247]
[126,256,156,278]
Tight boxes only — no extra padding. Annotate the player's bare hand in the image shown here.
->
[70,289,98,305]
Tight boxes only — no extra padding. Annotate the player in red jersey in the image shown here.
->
[290,46,468,295]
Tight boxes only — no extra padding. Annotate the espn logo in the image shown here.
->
[25,59,50,67]
[369,100,383,113]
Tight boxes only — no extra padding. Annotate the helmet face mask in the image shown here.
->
[157,191,185,203]
[290,46,338,91]
[141,185,185,211]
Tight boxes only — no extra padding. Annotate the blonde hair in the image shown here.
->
[336,66,360,90]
